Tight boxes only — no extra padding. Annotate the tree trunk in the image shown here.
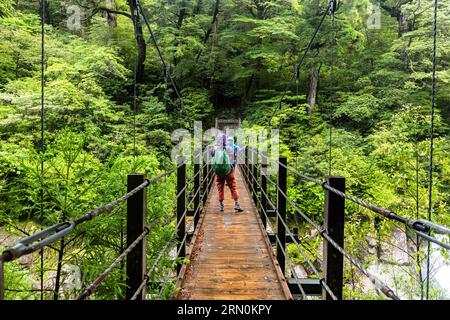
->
[307,65,319,114]
[105,0,117,27]
[380,1,413,37]
[398,12,410,37]
[128,0,146,84]
[243,74,255,102]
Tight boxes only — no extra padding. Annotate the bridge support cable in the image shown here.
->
[39,0,46,301]
[131,3,138,158]
[130,163,213,300]
[259,150,448,298]
[259,153,450,250]
[240,158,337,299]
[0,166,181,300]
[260,152,322,186]
[243,164,307,300]
[242,151,398,299]
[263,173,400,300]
[79,158,204,300]
[328,5,336,176]
[176,158,186,276]
[426,0,439,301]
[261,151,268,230]
[320,183,450,250]
[193,150,201,229]
[156,169,215,297]
[268,0,337,126]
[135,0,193,127]
[77,228,149,300]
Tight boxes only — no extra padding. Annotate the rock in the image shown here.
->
[19,254,34,267]
[0,230,19,247]
[35,264,82,293]
[366,235,377,248]
[293,264,308,278]
[310,229,319,238]
[61,264,82,291]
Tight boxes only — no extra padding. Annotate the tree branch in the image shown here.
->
[97,7,132,20]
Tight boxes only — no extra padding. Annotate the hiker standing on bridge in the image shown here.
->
[211,134,244,212]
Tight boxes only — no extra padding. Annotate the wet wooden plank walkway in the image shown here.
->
[175,167,292,300]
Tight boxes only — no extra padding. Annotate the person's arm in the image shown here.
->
[234,144,246,152]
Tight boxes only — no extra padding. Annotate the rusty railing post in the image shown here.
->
[126,174,147,300]
[261,151,268,230]
[277,157,287,275]
[176,157,186,275]
[322,176,345,300]
[194,149,201,229]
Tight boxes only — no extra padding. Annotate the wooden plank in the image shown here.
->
[175,168,292,300]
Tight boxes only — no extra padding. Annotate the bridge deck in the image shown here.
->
[175,167,292,300]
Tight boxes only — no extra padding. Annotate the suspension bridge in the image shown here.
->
[1,117,449,300]
[1,0,448,301]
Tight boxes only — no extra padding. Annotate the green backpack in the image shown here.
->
[212,149,232,177]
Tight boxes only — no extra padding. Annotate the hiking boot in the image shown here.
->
[220,202,224,212]
[234,202,243,212]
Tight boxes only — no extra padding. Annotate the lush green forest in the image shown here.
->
[0,0,449,300]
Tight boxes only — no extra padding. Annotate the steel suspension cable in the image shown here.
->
[258,169,399,300]
[135,0,193,127]
[263,174,399,300]
[131,167,214,300]
[268,0,334,126]
[76,228,149,300]
[241,162,337,298]
[426,0,438,301]
[245,170,308,299]
[259,152,322,186]
[39,0,46,301]
[1,167,179,263]
[258,152,450,248]
[328,10,336,176]
[132,6,138,157]
[321,182,450,250]
[145,172,214,300]
[130,183,196,301]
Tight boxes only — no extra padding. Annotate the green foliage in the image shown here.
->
[334,94,382,131]
[181,88,213,121]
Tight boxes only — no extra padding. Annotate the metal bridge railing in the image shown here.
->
[237,146,449,300]
[0,150,214,301]
[258,152,450,250]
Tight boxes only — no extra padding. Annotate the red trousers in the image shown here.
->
[215,170,239,202]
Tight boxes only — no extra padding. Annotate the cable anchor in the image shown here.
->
[1,221,75,262]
